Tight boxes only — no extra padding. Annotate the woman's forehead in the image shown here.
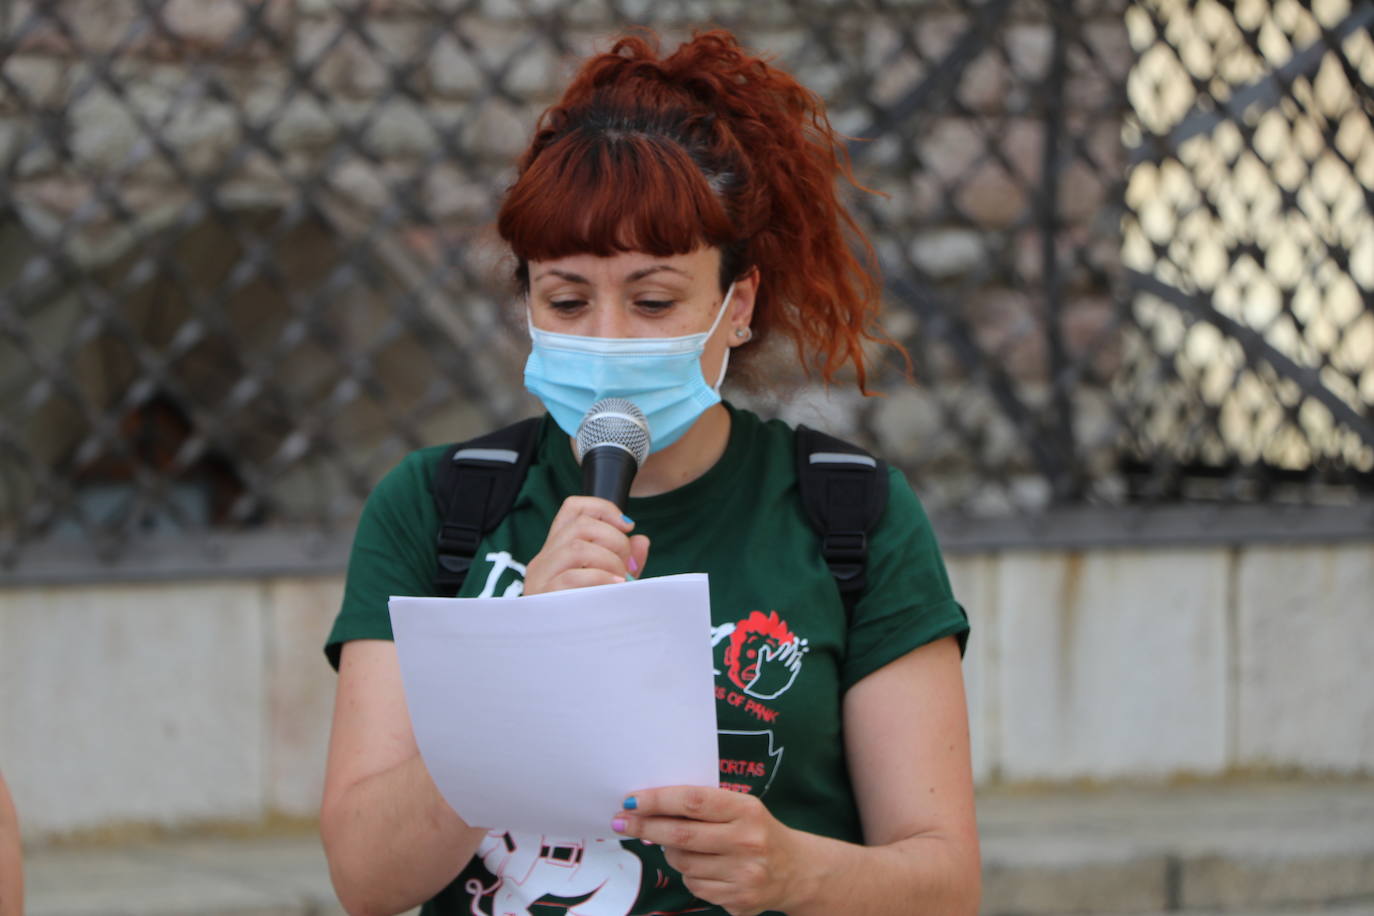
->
[529,247,720,283]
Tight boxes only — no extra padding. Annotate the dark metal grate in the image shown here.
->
[0,0,1370,573]
[1118,0,1374,503]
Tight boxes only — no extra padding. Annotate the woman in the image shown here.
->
[321,29,978,916]
[0,768,22,916]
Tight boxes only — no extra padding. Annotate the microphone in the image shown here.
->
[575,398,651,511]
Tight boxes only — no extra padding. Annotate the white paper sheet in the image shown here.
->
[389,573,719,839]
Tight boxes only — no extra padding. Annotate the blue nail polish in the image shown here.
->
[623,796,638,810]
[621,514,634,525]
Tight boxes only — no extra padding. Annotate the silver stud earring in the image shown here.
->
[735,327,752,341]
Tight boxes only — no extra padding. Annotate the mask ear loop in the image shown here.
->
[710,283,737,392]
[523,296,537,342]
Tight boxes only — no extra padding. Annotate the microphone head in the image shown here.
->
[576,397,651,467]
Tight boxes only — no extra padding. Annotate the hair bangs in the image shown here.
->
[498,128,735,272]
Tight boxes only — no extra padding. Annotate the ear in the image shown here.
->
[728,266,760,346]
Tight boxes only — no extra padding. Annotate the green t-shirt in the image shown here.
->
[326,404,968,916]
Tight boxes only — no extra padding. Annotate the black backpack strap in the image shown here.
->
[795,426,890,615]
[433,417,542,596]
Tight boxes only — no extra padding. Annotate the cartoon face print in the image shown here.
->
[722,610,808,700]
[471,831,642,916]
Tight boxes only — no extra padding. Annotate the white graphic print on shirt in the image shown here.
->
[469,832,641,916]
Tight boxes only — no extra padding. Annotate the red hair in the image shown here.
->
[496,29,904,392]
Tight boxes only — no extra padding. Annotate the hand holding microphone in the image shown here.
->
[522,399,652,595]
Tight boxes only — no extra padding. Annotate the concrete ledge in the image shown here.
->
[994,549,1229,781]
[4,506,1371,588]
[977,781,1374,916]
[1181,853,1374,911]
[936,504,1374,553]
[981,855,1170,913]
[26,835,346,916]
[1133,908,1374,916]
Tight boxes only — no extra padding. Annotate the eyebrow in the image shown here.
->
[534,265,691,284]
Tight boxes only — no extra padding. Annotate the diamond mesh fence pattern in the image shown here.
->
[1121,0,1374,501]
[0,0,1370,573]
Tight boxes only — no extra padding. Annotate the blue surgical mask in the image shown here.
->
[524,284,737,453]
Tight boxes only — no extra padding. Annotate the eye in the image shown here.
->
[635,299,674,312]
[547,299,587,313]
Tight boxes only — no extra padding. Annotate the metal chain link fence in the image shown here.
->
[1,0,1371,575]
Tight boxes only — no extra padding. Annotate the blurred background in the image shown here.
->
[0,0,1370,913]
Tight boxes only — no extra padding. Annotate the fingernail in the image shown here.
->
[628,556,639,574]
[611,817,627,833]
[621,514,634,525]
[623,796,638,810]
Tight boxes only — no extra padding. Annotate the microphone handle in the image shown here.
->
[581,445,637,511]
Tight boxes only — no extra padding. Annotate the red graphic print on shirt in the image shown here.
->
[722,610,809,700]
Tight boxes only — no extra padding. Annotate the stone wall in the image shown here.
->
[0,576,339,836]
[9,1,1115,242]
[2,539,1370,840]
[957,542,1374,785]
[1,0,1136,533]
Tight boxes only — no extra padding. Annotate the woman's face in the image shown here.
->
[527,247,756,383]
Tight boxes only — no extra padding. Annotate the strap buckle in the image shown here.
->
[821,531,866,583]
[437,522,482,557]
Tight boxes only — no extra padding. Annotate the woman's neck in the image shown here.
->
[564,403,732,499]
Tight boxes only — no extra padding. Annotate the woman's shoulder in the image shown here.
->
[370,443,451,503]
[733,403,936,532]
[726,402,816,447]
[729,402,898,470]
[722,403,800,478]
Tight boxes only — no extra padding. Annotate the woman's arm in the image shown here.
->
[807,633,980,913]
[320,639,487,916]
[0,768,23,916]
[613,635,981,916]
[321,493,643,916]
